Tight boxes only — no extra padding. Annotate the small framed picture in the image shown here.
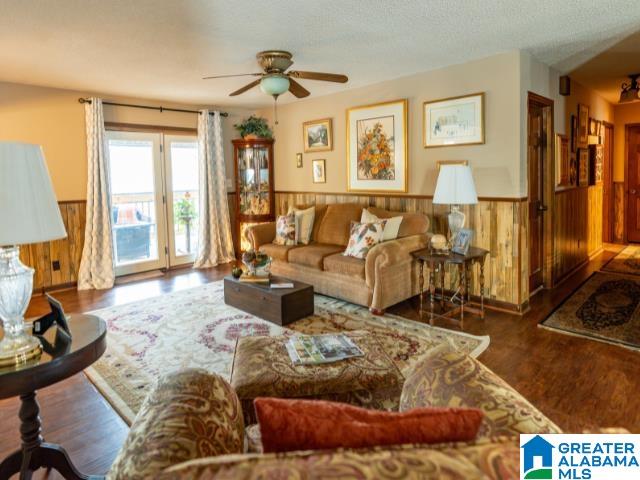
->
[451,228,473,255]
[303,118,332,153]
[312,159,326,183]
[296,152,303,168]
[570,114,577,153]
[577,148,589,186]
[577,104,589,148]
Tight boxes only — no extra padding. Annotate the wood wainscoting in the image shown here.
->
[275,191,529,311]
[553,185,603,283]
[18,193,238,293]
[613,181,625,243]
[19,200,87,292]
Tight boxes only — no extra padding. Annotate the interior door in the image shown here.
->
[627,126,640,243]
[528,102,545,292]
[107,131,168,275]
[164,134,200,266]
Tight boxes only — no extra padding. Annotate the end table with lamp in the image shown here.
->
[0,142,108,479]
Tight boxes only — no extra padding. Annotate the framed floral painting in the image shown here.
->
[346,99,408,193]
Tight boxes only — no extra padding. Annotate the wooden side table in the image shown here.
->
[411,247,489,328]
[0,314,107,480]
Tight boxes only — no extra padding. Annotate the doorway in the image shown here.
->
[527,92,554,295]
[106,129,200,276]
[626,125,640,243]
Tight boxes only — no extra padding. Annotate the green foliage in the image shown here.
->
[234,116,273,139]
[174,195,196,226]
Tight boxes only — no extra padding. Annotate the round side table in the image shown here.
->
[0,314,107,480]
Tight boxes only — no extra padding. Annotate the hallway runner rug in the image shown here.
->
[84,280,489,424]
[541,271,640,351]
[601,245,640,275]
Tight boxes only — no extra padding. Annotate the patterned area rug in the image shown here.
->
[85,281,489,425]
[601,245,640,275]
[541,272,640,350]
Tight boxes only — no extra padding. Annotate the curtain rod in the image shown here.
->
[78,98,229,117]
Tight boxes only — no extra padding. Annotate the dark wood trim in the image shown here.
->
[623,123,640,243]
[553,258,589,287]
[602,122,614,242]
[104,122,197,135]
[527,91,555,292]
[274,190,527,203]
[57,200,87,205]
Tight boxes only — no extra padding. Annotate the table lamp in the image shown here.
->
[433,164,478,240]
[0,142,67,366]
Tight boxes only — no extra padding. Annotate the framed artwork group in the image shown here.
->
[299,92,486,194]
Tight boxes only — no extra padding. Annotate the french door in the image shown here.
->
[106,130,199,276]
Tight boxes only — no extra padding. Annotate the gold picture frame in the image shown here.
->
[303,118,332,153]
[423,93,485,148]
[577,104,589,148]
[346,99,408,193]
[312,159,326,183]
[436,160,468,169]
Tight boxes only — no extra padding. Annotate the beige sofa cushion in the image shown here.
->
[316,203,363,246]
[259,243,301,262]
[367,207,429,238]
[288,244,344,269]
[323,253,365,279]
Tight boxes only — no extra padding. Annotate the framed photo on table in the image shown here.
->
[303,118,332,153]
[346,99,408,193]
[452,228,473,255]
[423,93,484,147]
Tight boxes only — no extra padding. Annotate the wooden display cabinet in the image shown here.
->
[232,138,275,255]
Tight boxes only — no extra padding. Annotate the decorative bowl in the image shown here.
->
[241,250,271,276]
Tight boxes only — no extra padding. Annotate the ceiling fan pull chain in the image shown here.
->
[273,95,279,125]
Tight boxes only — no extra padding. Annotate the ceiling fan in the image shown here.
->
[203,50,348,99]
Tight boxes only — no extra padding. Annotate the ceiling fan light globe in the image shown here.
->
[260,75,290,96]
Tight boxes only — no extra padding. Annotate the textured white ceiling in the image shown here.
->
[0,0,639,108]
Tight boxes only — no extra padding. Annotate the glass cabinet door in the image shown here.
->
[238,146,270,215]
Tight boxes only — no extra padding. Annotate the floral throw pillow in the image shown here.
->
[343,221,386,259]
[274,213,296,245]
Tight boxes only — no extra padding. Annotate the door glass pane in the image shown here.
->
[169,140,199,257]
[108,138,159,267]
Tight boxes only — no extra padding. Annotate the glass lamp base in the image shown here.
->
[0,331,42,367]
[448,205,466,240]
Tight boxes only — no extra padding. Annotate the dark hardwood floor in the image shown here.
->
[1,248,638,478]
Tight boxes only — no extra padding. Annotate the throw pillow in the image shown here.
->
[287,206,315,245]
[273,213,296,246]
[255,397,484,453]
[343,221,386,259]
[361,208,403,241]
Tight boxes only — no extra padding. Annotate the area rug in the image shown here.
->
[541,272,640,351]
[84,281,489,424]
[601,245,640,275]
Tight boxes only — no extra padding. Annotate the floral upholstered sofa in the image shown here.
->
[107,346,564,479]
[246,203,430,314]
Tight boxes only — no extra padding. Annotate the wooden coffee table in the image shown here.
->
[223,275,314,326]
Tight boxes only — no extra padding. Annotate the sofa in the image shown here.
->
[107,346,565,479]
[246,203,430,313]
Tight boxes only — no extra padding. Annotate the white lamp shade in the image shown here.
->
[433,165,478,205]
[0,142,67,246]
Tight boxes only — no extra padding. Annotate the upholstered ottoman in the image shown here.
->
[230,330,404,425]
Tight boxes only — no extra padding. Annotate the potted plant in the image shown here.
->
[234,116,273,140]
[173,192,197,253]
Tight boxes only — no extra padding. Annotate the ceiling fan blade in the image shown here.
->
[229,79,261,96]
[288,70,348,83]
[288,78,310,98]
[203,73,261,80]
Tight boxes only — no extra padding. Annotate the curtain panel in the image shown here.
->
[194,110,235,268]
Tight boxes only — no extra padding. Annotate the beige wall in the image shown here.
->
[256,51,522,198]
[0,81,248,201]
[614,102,640,182]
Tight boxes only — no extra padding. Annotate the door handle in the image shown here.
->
[537,204,548,212]
[631,189,637,195]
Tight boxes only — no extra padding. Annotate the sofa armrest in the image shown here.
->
[365,234,429,289]
[108,369,244,480]
[245,222,276,251]
[399,346,562,438]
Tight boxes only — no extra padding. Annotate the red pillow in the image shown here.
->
[254,397,484,453]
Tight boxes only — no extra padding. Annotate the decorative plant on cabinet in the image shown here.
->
[232,138,275,255]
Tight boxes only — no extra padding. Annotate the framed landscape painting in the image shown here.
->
[303,118,332,153]
[423,93,484,147]
[346,99,408,193]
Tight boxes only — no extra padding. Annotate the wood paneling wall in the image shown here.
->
[553,185,603,282]
[275,191,527,309]
[19,201,86,292]
[614,181,625,243]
